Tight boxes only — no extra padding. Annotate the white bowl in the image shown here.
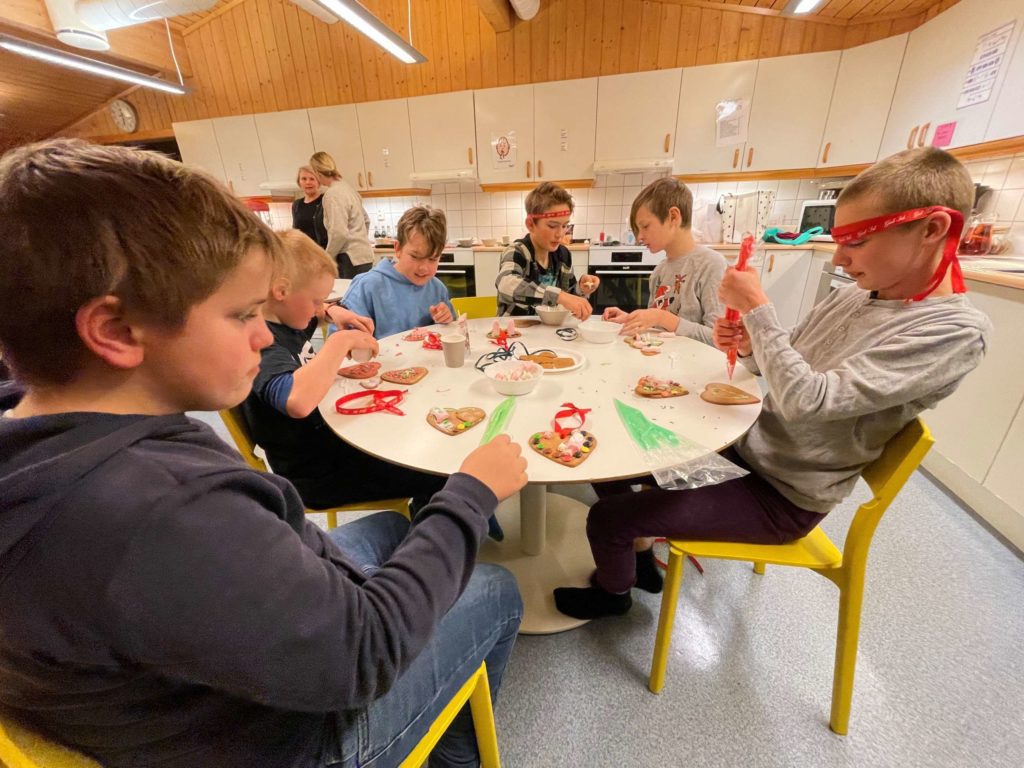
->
[457,237,474,247]
[482,238,497,247]
[536,305,569,325]
[578,319,621,344]
[484,360,543,396]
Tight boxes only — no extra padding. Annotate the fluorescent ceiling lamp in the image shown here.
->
[311,0,426,64]
[0,33,186,95]
[782,0,824,14]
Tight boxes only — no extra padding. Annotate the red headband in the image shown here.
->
[527,209,572,222]
[830,206,966,301]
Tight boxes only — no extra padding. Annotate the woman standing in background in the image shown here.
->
[290,165,327,249]
[310,151,374,279]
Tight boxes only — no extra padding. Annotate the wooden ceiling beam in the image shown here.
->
[653,0,954,26]
[476,0,513,33]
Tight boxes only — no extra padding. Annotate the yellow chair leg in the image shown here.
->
[649,548,686,694]
[469,665,500,768]
[829,576,864,735]
[327,510,338,529]
[753,561,766,575]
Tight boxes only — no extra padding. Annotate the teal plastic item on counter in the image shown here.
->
[763,226,823,245]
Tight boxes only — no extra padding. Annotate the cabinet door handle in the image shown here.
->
[664,133,671,153]
[732,148,740,169]
[768,253,775,273]
[468,147,474,165]
[368,171,374,187]
[907,125,918,150]
[538,159,543,178]
[918,122,930,148]
[746,147,754,168]
[357,172,364,188]
[526,160,531,179]
[822,142,831,165]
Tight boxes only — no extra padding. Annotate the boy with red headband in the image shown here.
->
[555,147,990,620]
[496,182,600,319]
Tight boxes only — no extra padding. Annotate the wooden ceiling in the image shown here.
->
[1,0,959,151]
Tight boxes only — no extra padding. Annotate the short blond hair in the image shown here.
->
[309,151,341,180]
[839,147,974,221]
[630,178,693,236]
[0,139,279,386]
[296,164,319,187]
[277,229,338,285]
[525,182,575,216]
[396,206,447,257]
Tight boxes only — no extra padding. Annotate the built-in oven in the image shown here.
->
[815,264,857,305]
[587,245,662,313]
[435,248,476,299]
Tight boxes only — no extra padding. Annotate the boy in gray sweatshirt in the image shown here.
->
[556,147,990,619]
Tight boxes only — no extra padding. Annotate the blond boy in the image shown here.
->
[496,181,599,319]
[604,178,725,345]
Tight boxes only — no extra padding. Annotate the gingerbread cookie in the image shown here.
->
[381,366,428,385]
[338,361,381,379]
[700,383,761,405]
[529,429,597,467]
[518,351,575,369]
[403,327,431,342]
[426,407,486,436]
[624,334,664,352]
[635,376,688,398]
[486,319,522,339]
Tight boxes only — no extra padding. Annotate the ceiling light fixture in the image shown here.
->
[309,0,426,64]
[0,33,186,94]
[782,0,825,14]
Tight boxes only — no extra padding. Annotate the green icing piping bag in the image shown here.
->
[480,396,517,445]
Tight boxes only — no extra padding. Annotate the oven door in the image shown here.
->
[436,266,477,300]
[587,265,654,313]
[815,269,856,305]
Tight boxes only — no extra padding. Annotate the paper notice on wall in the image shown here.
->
[932,121,957,147]
[957,20,1016,109]
[715,99,749,147]
[491,131,517,169]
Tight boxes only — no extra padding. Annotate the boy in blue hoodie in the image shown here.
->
[342,205,456,339]
[0,139,527,768]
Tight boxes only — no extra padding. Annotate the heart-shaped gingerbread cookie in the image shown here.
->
[635,376,688,398]
[381,366,428,385]
[529,430,597,467]
[700,383,761,405]
[338,361,381,379]
[426,407,486,436]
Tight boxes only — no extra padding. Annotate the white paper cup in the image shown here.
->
[441,334,467,367]
[350,347,373,363]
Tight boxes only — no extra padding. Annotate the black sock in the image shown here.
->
[553,586,632,619]
[635,548,664,593]
[486,513,505,542]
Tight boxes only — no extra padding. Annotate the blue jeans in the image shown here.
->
[316,512,522,767]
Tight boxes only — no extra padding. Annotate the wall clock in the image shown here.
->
[109,99,138,133]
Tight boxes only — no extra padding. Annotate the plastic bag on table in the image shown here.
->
[613,398,748,490]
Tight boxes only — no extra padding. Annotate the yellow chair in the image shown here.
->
[649,418,934,735]
[451,296,498,319]
[0,663,500,768]
[219,407,410,526]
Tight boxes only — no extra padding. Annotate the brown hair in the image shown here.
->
[629,177,693,236]
[296,164,319,187]
[525,182,575,216]
[839,147,974,221]
[277,229,338,284]
[0,138,279,386]
[309,151,341,180]
[396,205,448,257]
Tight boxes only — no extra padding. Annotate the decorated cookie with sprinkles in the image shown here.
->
[426,406,486,436]
[381,366,428,385]
[529,429,597,467]
[635,375,688,398]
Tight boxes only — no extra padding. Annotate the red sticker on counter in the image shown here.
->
[932,122,956,148]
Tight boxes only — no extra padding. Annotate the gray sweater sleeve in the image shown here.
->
[674,253,725,346]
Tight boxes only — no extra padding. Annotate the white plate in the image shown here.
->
[513,346,585,374]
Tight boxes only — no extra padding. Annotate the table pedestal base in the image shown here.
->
[479,490,595,635]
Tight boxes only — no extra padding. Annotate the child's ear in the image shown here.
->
[75,295,145,370]
[270,277,291,301]
[668,206,681,227]
[922,210,954,248]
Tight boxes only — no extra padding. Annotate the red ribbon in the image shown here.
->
[552,402,590,438]
[422,332,442,350]
[830,205,966,301]
[335,389,407,416]
[527,208,572,222]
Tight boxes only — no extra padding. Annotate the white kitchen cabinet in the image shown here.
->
[474,252,499,297]
[534,78,598,181]
[742,51,840,172]
[596,69,682,165]
[408,91,477,177]
[983,395,1024,516]
[212,115,268,197]
[571,247,589,284]
[355,98,415,191]
[818,35,907,169]
[674,60,759,175]
[172,119,226,184]
[985,19,1024,141]
[474,84,535,184]
[254,109,315,188]
[759,250,812,328]
[307,104,367,190]
[879,0,1024,157]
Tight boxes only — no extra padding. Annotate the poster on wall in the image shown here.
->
[715,99,750,147]
[957,20,1016,109]
[491,131,517,169]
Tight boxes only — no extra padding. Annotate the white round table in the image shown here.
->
[319,318,761,633]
